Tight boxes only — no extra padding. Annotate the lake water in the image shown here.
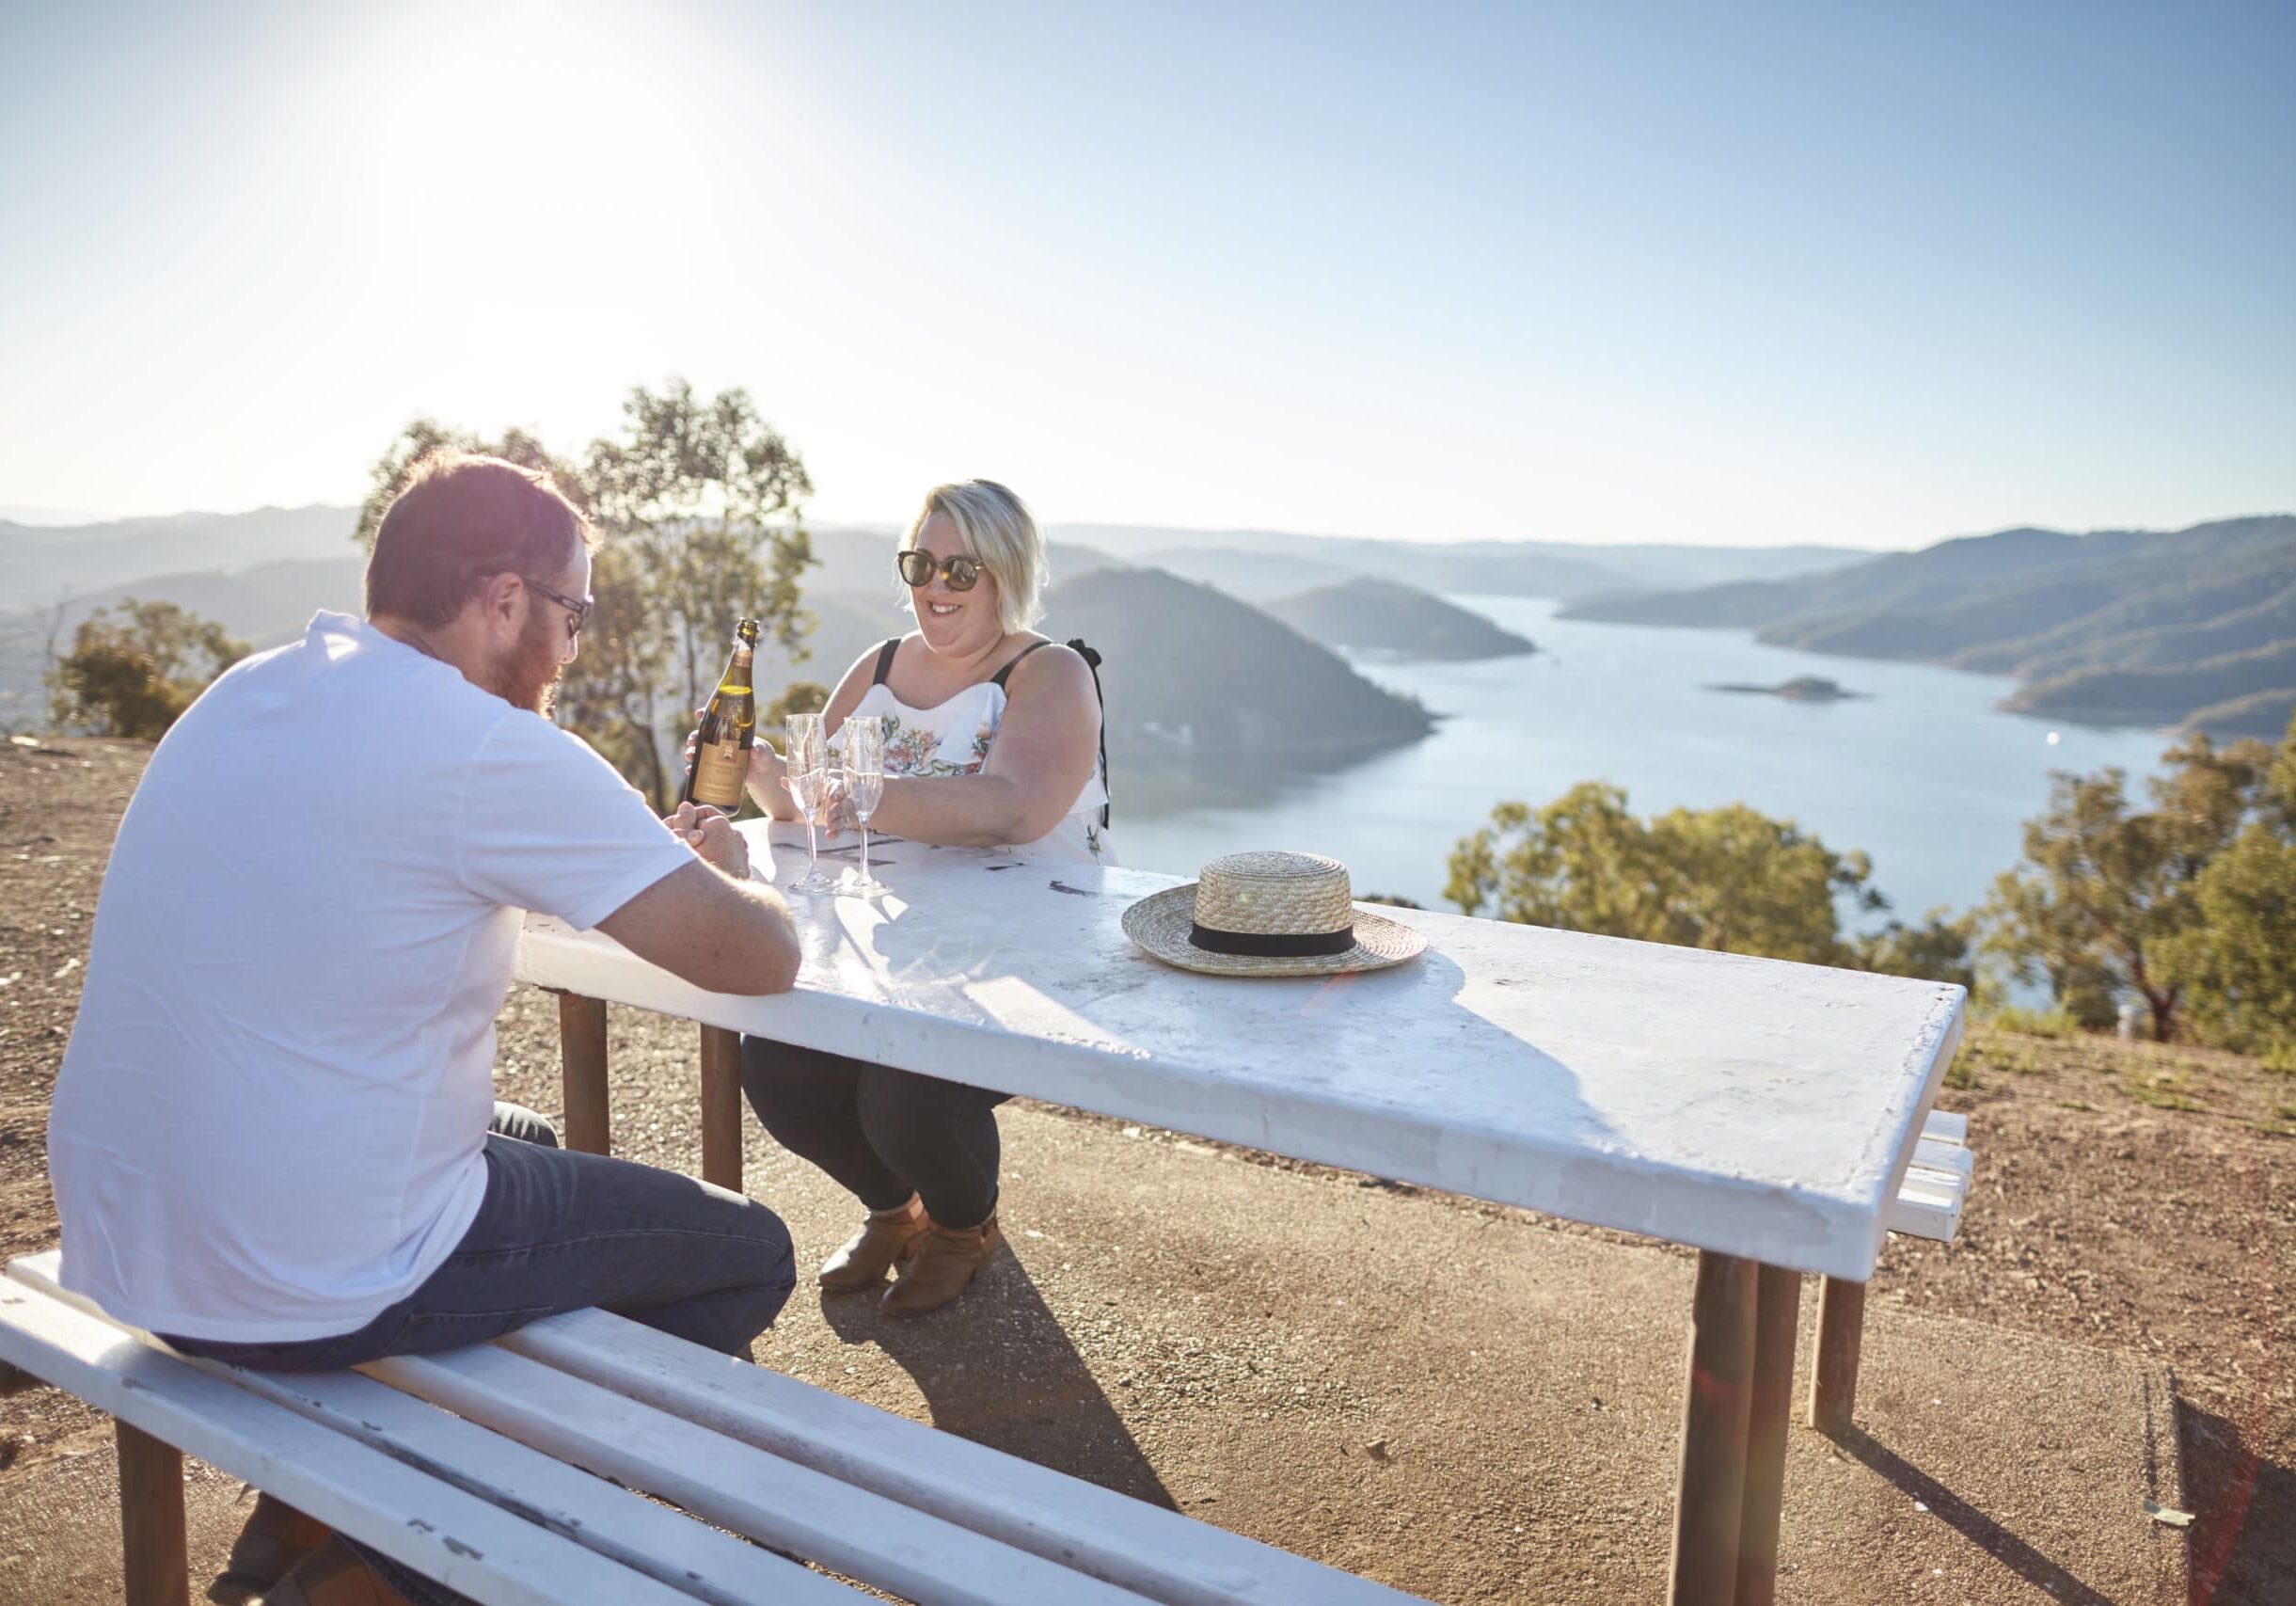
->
[1116,595,2174,922]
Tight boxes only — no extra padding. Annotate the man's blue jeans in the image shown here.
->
[168,1103,796,1599]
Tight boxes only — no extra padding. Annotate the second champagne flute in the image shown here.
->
[782,712,840,895]
[841,714,887,897]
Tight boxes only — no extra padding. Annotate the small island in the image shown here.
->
[1704,675,1866,702]
[1264,575,1536,661]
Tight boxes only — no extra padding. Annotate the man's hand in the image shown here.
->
[665,803,749,880]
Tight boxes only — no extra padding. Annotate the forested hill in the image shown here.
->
[1264,576,1535,660]
[1561,515,2296,736]
[1041,566,1434,758]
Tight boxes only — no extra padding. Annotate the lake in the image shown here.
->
[1116,595,2174,923]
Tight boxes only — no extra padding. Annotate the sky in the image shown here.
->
[1,0,2290,549]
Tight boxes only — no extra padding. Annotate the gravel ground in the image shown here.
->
[0,737,2288,1600]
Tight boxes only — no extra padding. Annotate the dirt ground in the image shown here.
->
[0,737,2288,1600]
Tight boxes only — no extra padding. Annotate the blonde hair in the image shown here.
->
[899,479,1044,634]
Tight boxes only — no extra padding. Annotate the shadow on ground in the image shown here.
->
[817,1239,1177,1512]
[1836,1425,2115,1605]
[2177,1399,2293,1606]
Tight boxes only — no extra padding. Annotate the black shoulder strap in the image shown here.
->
[871,638,901,687]
[1069,639,1110,829]
[989,639,1055,690]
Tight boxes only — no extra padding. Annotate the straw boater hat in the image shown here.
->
[1121,851,1428,978]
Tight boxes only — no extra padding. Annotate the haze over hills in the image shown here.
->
[1,504,355,598]
[1053,523,1862,603]
[2,503,1864,613]
[1564,515,2296,737]
[18,500,2289,748]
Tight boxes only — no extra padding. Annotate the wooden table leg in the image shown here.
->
[699,1026,744,1193]
[1807,1275,1867,1436]
[1735,1264,1801,1606]
[1669,1250,1759,1606]
[558,993,610,1156]
[117,1421,187,1606]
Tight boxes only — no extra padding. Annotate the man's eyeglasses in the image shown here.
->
[522,575,594,641]
[896,549,981,591]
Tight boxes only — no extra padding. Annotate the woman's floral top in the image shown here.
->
[831,674,1112,865]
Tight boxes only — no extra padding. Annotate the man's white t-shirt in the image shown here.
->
[46,612,695,1343]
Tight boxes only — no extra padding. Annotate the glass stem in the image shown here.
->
[860,821,872,885]
[805,815,819,875]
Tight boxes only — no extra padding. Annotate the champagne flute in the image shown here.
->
[841,715,887,897]
[783,713,840,894]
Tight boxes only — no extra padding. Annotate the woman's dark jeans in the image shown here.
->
[739,1038,1009,1229]
[166,1103,795,1603]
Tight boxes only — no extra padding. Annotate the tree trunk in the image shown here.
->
[2149,988,2178,1042]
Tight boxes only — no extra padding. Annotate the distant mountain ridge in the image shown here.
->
[1563,515,2296,737]
[1053,522,1862,602]
[1,504,356,597]
[3,502,1866,611]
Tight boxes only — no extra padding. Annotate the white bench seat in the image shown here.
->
[0,1250,1423,1605]
[1883,1109,1974,1244]
[0,1270,708,1606]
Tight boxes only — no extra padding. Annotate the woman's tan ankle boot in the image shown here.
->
[255,1537,417,1606]
[818,1197,926,1292]
[882,1214,1002,1317]
[207,1491,330,1604]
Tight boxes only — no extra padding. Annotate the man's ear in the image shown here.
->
[478,571,526,635]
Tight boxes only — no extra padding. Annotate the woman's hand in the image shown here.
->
[746,737,788,809]
[681,715,795,819]
[790,767,851,838]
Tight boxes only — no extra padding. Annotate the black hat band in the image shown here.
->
[1188,922,1356,958]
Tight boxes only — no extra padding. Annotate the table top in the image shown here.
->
[515,825,1965,1280]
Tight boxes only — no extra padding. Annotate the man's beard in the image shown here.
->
[486,610,566,716]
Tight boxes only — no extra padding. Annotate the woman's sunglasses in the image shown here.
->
[896,549,981,591]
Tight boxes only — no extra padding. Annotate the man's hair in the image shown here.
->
[365,452,596,628]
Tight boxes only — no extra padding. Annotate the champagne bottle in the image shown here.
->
[681,618,760,810]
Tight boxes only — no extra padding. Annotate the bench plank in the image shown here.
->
[370,1342,1162,1606]
[6,1250,836,1606]
[1913,1137,1974,1179]
[501,1307,1428,1605]
[0,1279,697,1606]
[1886,1169,1967,1241]
[1920,1110,1969,1146]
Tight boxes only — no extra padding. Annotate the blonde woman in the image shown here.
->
[736,480,1110,1314]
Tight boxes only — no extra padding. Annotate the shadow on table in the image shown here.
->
[818,1240,1177,1512]
[1833,1427,2114,1604]
[2175,1398,2293,1606]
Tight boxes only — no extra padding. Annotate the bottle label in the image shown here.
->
[691,736,748,809]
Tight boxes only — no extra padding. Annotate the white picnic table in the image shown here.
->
[515,822,1966,1606]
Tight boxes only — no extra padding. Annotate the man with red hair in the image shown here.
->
[49,453,804,1603]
